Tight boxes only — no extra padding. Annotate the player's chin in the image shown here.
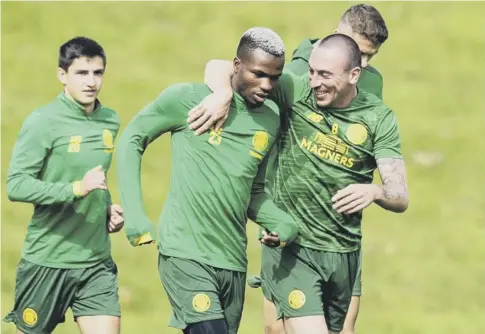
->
[247,97,264,107]
[316,99,332,108]
[79,93,98,104]
[314,93,334,108]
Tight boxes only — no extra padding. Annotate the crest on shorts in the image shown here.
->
[103,129,114,153]
[288,290,306,309]
[192,293,211,312]
[346,124,368,145]
[22,308,38,327]
[252,131,269,152]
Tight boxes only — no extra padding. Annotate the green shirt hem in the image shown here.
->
[21,251,112,269]
[295,240,361,253]
[158,247,247,273]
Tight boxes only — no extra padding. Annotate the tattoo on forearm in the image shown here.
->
[376,158,408,201]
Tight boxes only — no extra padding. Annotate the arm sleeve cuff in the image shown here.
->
[72,181,83,198]
[133,232,155,246]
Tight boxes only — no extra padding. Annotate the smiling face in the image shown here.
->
[57,56,105,108]
[233,48,284,106]
[308,43,361,108]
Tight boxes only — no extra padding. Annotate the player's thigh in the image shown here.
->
[158,254,224,329]
[342,296,360,334]
[77,315,120,334]
[283,315,329,334]
[263,296,284,334]
[183,319,228,334]
[71,257,121,322]
[343,250,362,333]
[322,250,359,333]
[3,259,75,333]
[218,269,246,334]
[261,244,324,320]
[352,248,363,297]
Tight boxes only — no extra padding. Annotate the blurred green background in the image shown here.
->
[2,1,485,333]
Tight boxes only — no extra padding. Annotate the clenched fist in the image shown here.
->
[108,204,124,233]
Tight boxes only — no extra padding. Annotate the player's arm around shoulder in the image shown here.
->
[186,58,308,134]
[186,59,235,135]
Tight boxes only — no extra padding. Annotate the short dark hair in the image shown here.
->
[341,4,389,45]
[316,34,362,71]
[236,27,285,60]
[59,37,106,71]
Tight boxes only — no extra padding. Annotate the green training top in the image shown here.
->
[286,38,384,99]
[116,83,299,272]
[6,92,120,268]
[267,71,402,252]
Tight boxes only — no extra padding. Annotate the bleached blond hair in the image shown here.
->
[236,27,285,58]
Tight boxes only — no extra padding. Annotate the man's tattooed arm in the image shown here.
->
[374,158,409,213]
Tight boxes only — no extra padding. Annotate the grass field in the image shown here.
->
[2,2,485,333]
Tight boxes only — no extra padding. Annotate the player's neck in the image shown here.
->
[63,89,96,115]
[230,77,249,106]
[230,76,240,95]
[333,86,358,109]
[84,104,96,115]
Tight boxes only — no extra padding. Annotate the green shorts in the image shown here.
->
[256,246,362,296]
[158,254,246,334]
[3,257,120,334]
[261,244,359,332]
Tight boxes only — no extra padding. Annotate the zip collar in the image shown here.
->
[57,91,102,116]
